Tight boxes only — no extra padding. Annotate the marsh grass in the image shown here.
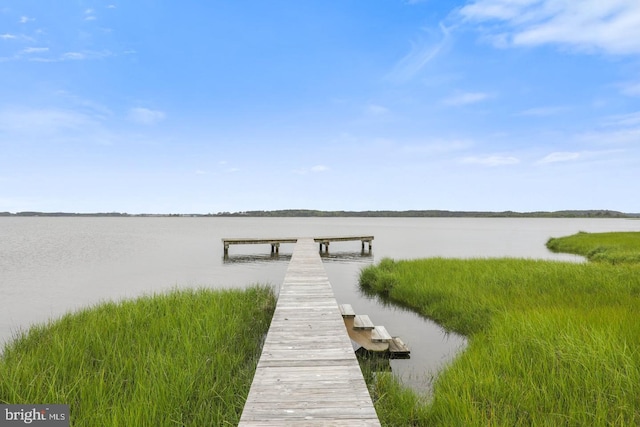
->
[360,255,640,425]
[0,286,275,426]
[547,231,640,264]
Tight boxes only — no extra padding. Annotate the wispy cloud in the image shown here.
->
[443,91,491,106]
[602,111,640,127]
[577,111,640,146]
[21,47,49,54]
[460,0,640,55]
[518,106,569,117]
[537,151,581,164]
[1,33,17,40]
[460,155,519,166]
[619,81,640,97]
[293,165,330,175]
[365,104,390,116]
[85,9,97,21]
[536,149,628,165]
[0,107,99,136]
[402,139,473,154]
[19,16,34,24]
[128,107,166,125]
[388,22,451,82]
[579,128,640,146]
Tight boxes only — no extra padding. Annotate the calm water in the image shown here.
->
[2,217,639,393]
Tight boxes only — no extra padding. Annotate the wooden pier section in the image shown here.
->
[223,235,373,256]
[239,238,381,426]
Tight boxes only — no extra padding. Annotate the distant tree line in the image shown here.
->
[2,210,638,218]
[213,209,639,218]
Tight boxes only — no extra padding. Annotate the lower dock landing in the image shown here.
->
[238,238,380,426]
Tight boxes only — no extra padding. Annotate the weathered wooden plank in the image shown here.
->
[371,325,392,343]
[353,314,375,330]
[239,238,380,426]
[339,303,356,318]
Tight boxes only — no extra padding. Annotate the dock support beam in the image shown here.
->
[270,243,280,254]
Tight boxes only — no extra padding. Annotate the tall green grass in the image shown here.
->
[547,231,640,264]
[360,255,640,425]
[0,286,275,426]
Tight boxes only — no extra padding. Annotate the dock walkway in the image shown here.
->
[238,238,380,426]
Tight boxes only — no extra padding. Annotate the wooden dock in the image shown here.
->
[238,238,381,426]
[223,235,373,256]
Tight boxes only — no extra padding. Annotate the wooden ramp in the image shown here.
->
[239,238,381,426]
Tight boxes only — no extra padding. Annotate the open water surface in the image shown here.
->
[1,217,639,393]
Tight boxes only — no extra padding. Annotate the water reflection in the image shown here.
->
[223,250,373,264]
[223,253,292,264]
[320,250,373,263]
[356,284,468,394]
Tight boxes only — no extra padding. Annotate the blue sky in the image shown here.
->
[1,1,639,214]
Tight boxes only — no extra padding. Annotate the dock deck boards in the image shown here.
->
[239,238,380,426]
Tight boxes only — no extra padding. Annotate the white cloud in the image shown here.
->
[538,151,580,164]
[402,139,473,154]
[1,34,17,40]
[62,52,86,60]
[0,108,98,135]
[310,165,329,172]
[365,104,390,115]
[19,16,34,24]
[292,165,330,175]
[460,0,640,55]
[388,22,451,82]
[619,81,640,97]
[602,111,640,127]
[518,106,569,116]
[460,155,519,166]
[574,111,640,146]
[579,128,640,145]
[21,47,49,54]
[443,91,490,106]
[128,107,166,125]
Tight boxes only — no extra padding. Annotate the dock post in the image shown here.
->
[224,243,229,256]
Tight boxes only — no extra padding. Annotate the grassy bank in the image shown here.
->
[360,238,640,425]
[547,231,640,264]
[0,286,275,426]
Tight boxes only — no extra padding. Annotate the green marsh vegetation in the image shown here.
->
[547,231,640,264]
[0,286,275,426]
[360,231,640,426]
